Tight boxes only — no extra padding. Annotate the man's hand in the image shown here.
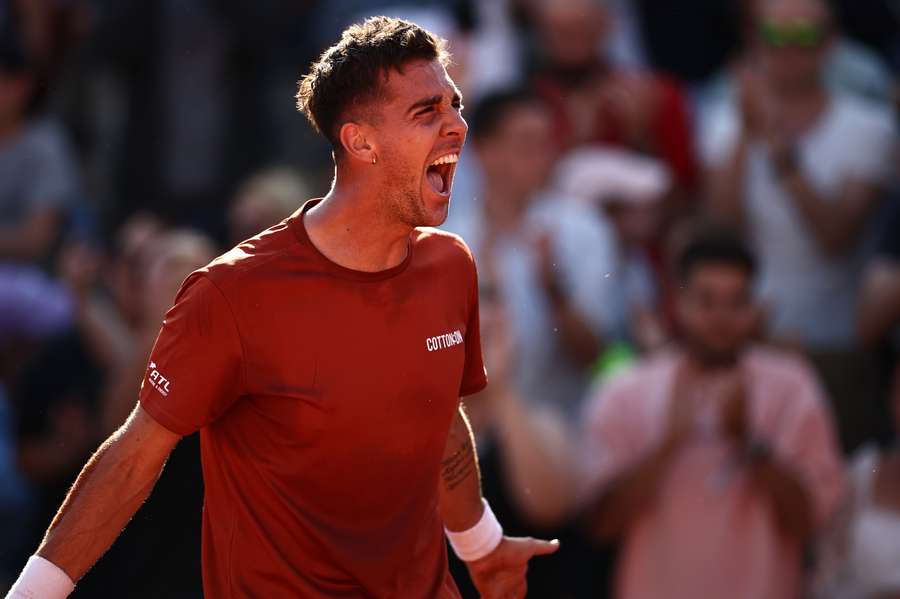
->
[466,536,560,599]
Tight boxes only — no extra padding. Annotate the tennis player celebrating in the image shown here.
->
[8,17,557,599]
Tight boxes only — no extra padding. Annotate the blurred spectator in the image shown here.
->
[817,302,900,599]
[444,88,615,418]
[526,0,698,195]
[551,145,670,351]
[228,167,310,246]
[491,226,845,599]
[816,363,900,598]
[0,35,78,265]
[701,0,897,110]
[702,0,897,448]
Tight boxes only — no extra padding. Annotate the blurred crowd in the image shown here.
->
[0,0,898,597]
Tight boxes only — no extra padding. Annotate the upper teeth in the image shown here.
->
[430,153,459,166]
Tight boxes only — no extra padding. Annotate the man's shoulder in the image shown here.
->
[192,219,300,294]
[595,351,677,401]
[745,346,822,397]
[413,227,477,268]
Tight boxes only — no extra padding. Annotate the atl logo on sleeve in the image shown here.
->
[147,361,172,397]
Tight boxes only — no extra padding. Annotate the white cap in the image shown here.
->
[552,145,671,207]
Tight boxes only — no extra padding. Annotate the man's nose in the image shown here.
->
[444,109,467,140]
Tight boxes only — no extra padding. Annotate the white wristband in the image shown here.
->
[6,556,75,599]
[445,499,503,562]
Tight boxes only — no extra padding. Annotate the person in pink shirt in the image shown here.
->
[488,225,846,598]
[583,227,847,599]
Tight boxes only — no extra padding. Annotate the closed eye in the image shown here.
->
[416,106,436,116]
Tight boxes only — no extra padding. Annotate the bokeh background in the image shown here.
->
[0,0,898,597]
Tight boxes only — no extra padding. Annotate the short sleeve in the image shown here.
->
[139,274,245,435]
[459,258,487,397]
[841,104,896,184]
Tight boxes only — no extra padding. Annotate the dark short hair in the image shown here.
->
[468,88,541,141]
[296,16,449,151]
[676,226,757,283]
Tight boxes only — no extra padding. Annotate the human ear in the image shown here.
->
[338,122,376,165]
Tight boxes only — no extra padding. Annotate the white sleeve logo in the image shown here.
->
[147,361,172,397]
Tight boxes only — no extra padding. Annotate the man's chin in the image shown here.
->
[690,342,744,368]
[419,196,450,227]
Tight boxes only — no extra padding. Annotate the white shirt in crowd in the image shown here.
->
[700,94,896,350]
[444,174,635,417]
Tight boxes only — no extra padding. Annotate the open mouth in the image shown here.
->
[426,152,459,196]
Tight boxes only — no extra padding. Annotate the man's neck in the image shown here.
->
[304,177,412,273]
[682,345,742,374]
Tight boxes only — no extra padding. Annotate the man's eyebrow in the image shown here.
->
[407,95,443,113]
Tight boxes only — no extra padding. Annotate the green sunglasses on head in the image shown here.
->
[759,20,826,48]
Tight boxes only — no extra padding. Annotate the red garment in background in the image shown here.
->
[140,199,487,598]
[533,72,699,193]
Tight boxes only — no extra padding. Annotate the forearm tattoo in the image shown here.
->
[441,440,475,491]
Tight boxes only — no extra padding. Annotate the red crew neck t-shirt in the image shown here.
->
[139,199,487,598]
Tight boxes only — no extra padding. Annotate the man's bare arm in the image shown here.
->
[438,404,483,531]
[35,404,181,582]
[439,402,559,599]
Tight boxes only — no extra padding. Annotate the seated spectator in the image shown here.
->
[526,0,698,195]
[0,36,78,265]
[228,167,310,246]
[701,0,897,448]
[815,360,900,598]
[489,226,846,599]
[443,89,617,418]
[700,0,897,113]
[552,145,671,352]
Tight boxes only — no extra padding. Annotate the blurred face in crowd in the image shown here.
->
[143,230,217,324]
[756,0,832,91]
[107,213,163,328]
[534,0,608,73]
[476,102,555,204]
[604,201,664,248]
[677,262,757,366]
[349,59,466,228]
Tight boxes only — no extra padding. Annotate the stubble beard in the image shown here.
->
[384,163,431,229]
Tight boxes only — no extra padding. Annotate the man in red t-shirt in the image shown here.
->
[9,17,557,599]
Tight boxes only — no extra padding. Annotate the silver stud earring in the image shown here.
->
[372,155,377,165]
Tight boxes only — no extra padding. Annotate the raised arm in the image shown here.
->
[439,404,559,599]
[9,404,180,596]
